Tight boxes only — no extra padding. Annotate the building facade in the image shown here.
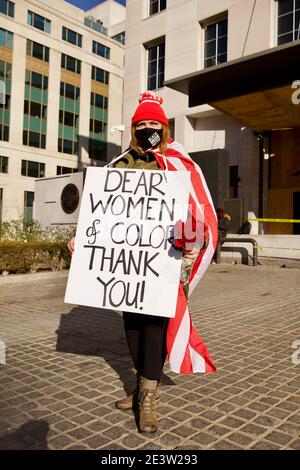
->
[0,0,125,221]
[122,0,300,234]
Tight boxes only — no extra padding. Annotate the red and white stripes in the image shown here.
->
[153,139,218,374]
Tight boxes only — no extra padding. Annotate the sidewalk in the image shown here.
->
[0,265,299,450]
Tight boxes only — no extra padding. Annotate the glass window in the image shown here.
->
[94,120,103,134]
[27,10,32,25]
[147,41,165,90]
[95,93,103,108]
[41,134,46,149]
[59,82,80,155]
[66,55,76,72]
[112,31,125,45]
[92,40,110,59]
[57,166,78,175]
[91,66,109,84]
[150,0,166,16]
[27,40,49,62]
[34,13,44,30]
[8,0,14,18]
[0,126,9,141]
[30,101,42,118]
[33,42,44,61]
[0,27,13,48]
[4,94,10,110]
[65,83,75,99]
[0,155,8,173]
[25,191,34,206]
[68,29,77,45]
[62,26,82,47]
[43,75,48,91]
[31,71,43,89]
[63,139,73,154]
[28,132,40,148]
[24,190,34,222]
[21,160,45,177]
[24,100,29,115]
[278,0,300,44]
[278,0,294,15]
[204,18,228,68]
[45,19,51,34]
[0,0,14,18]
[61,54,81,74]
[64,111,74,127]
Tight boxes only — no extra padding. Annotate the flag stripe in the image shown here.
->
[153,140,218,374]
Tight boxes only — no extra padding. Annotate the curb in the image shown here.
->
[0,269,69,285]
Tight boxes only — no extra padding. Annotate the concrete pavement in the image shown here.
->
[0,264,299,450]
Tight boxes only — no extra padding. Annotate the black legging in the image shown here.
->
[123,312,169,382]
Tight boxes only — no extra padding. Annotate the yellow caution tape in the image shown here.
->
[248,218,300,223]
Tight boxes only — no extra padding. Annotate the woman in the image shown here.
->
[68,91,218,434]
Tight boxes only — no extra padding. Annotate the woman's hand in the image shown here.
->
[68,237,75,255]
[183,247,200,260]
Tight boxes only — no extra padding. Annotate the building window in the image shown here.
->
[277,0,300,45]
[230,165,239,198]
[58,82,80,155]
[147,41,165,90]
[0,27,13,48]
[24,191,34,222]
[62,27,82,48]
[150,0,166,16]
[21,160,45,178]
[0,60,11,142]
[90,92,108,110]
[91,65,109,84]
[92,40,110,59]
[204,18,228,68]
[25,69,48,91]
[112,31,125,45]
[24,70,47,149]
[61,54,81,74]
[57,166,78,175]
[0,0,14,18]
[89,92,108,161]
[0,155,8,173]
[27,10,51,33]
[26,40,49,62]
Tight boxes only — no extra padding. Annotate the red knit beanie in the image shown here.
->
[131,91,168,127]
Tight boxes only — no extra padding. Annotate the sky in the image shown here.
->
[66,0,126,11]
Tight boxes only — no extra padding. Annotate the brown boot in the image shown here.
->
[115,388,138,410]
[115,369,141,410]
[138,376,158,433]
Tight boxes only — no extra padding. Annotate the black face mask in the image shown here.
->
[135,128,163,151]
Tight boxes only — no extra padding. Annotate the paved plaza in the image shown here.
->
[0,264,299,450]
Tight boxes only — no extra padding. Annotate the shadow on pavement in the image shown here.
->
[55,306,175,394]
[0,420,49,450]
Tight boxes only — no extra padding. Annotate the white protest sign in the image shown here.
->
[64,167,191,317]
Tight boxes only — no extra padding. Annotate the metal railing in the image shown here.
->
[216,237,258,266]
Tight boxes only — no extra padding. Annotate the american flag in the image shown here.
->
[153,139,218,374]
